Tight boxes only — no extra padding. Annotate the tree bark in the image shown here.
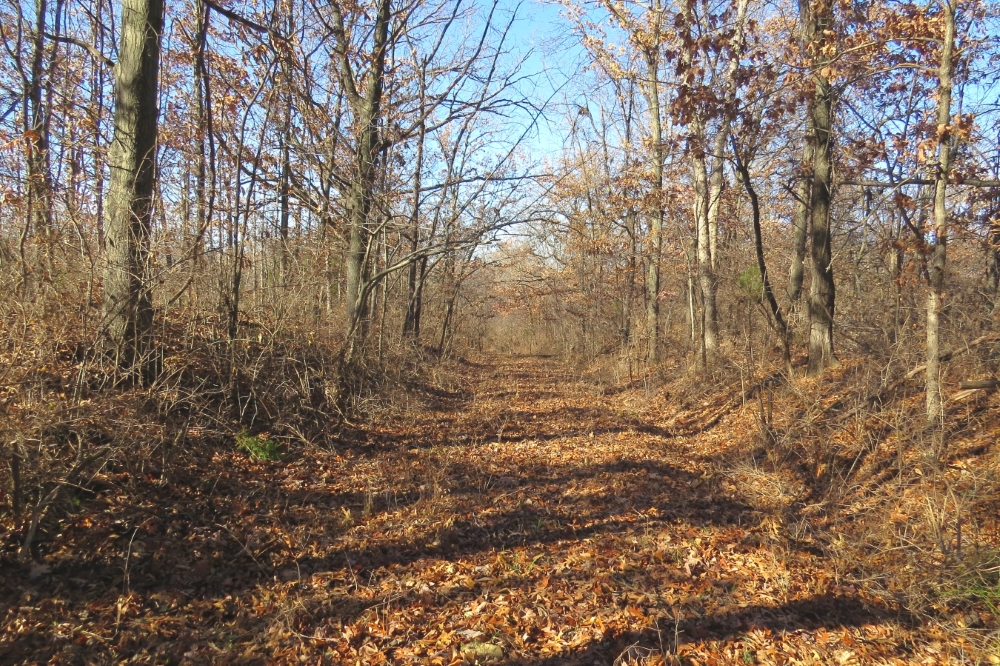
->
[22,0,55,281]
[890,211,904,342]
[706,0,748,269]
[988,208,1000,311]
[91,0,109,249]
[692,132,718,361]
[189,0,211,271]
[801,0,836,375]
[277,6,294,275]
[403,74,427,339]
[707,125,728,269]
[685,0,747,366]
[279,99,291,256]
[329,0,392,364]
[102,0,163,370]
[789,111,814,302]
[926,0,957,421]
[643,48,665,365]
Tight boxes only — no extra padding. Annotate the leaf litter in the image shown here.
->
[0,356,981,664]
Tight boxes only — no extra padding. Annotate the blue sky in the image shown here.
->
[500,0,588,157]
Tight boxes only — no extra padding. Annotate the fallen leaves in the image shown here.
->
[1,356,989,664]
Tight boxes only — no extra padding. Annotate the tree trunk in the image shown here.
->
[681,0,747,366]
[439,257,458,354]
[330,0,392,365]
[988,210,1000,311]
[890,212,904,343]
[91,0,109,249]
[801,0,836,375]
[23,0,55,281]
[926,0,957,421]
[624,208,637,343]
[707,125,728,269]
[277,6,293,275]
[733,139,790,367]
[279,98,291,268]
[189,0,211,275]
[687,243,697,344]
[789,111,814,302]
[706,0,747,270]
[643,50,665,364]
[102,0,164,370]
[692,128,718,362]
[403,84,427,339]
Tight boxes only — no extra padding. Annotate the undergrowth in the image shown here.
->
[692,346,1000,657]
[4,259,1000,662]
[235,429,282,461]
[0,268,450,566]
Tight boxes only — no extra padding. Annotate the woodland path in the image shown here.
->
[3,356,953,664]
[279,355,945,665]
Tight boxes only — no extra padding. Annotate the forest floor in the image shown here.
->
[0,355,987,665]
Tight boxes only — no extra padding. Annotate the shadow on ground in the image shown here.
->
[519,595,915,665]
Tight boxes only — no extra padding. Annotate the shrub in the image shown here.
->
[234,429,281,461]
[737,266,764,302]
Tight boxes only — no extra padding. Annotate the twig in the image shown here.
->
[344,553,361,591]
[19,485,62,563]
[10,450,21,523]
[123,528,139,596]
[218,523,270,574]
[19,446,110,562]
[674,613,682,654]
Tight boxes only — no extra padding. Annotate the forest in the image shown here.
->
[2,0,1000,662]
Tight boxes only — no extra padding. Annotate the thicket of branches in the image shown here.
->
[0,0,546,559]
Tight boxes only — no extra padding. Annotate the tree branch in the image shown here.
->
[845,177,1000,188]
[203,0,280,37]
[44,32,114,69]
